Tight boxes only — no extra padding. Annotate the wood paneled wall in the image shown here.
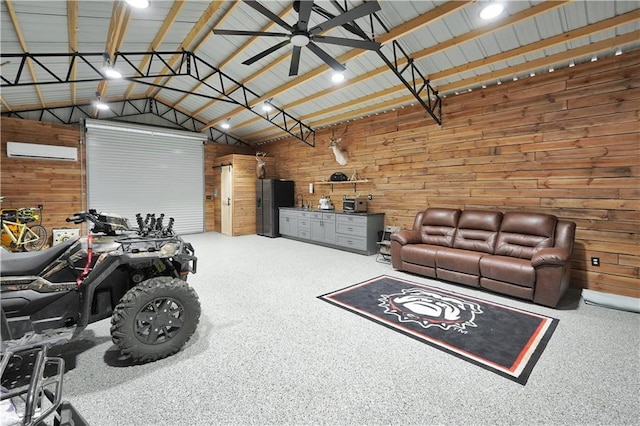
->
[1,119,84,240]
[260,50,640,299]
[1,49,637,298]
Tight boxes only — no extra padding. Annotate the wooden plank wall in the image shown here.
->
[205,144,255,232]
[1,49,637,298]
[260,49,640,298]
[208,153,279,234]
[1,119,84,241]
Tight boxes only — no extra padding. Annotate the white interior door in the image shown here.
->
[221,165,232,235]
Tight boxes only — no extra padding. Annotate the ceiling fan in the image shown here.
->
[213,0,382,76]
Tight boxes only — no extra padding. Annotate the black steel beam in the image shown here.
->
[0,51,315,145]
[325,1,442,125]
[1,97,248,146]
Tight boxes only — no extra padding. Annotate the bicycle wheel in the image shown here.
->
[23,225,47,251]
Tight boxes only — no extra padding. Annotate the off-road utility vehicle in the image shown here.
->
[0,210,200,362]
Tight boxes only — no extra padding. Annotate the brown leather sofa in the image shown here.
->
[390,208,576,308]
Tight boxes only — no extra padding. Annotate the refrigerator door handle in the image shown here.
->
[257,197,262,208]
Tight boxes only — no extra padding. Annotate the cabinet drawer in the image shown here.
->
[298,228,310,239]
[337,214,367,227]
[336,235,366,251]
[336,222,365,236]
[298,218,310,229]
[323,212,336,221]
[311,212,323,220]
[299,211,312,219]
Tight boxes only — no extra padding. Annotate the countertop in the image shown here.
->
[279,207,382,216]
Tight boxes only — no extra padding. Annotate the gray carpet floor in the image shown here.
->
[57,232,640,426]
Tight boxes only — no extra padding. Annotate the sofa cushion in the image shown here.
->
[420,208,461,247]
[402,244,438,267]
[479,255,536,287]
[495,212,557,260]
[436,247,484,275]
[453,210,503,254]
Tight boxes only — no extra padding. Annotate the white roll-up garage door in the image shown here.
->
[85,119,205,234]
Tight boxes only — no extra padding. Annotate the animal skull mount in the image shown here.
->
[256,151,267,179]
[328,138,348,166]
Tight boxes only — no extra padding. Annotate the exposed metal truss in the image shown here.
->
[0,50,315,145]
[1,97,248,146]
[317,1,442,125]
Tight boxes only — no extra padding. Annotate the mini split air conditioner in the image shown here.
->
[6,142,78,161]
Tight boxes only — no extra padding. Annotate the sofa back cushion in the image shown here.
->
[453,210,503,254]
[495,212,557,259]
[420,208,461,247]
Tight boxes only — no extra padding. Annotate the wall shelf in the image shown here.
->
[315,180,369,191]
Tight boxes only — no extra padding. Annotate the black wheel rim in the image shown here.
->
[134,296,185,345]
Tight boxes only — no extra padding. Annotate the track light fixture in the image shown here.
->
[94,92,109,110]
[262,99,274,112]
[102,53,122,79]
[221,119,231,130]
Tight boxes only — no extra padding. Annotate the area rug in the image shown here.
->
[318,275,559,385]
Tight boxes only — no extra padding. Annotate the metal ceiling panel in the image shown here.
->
[2,0,638,143]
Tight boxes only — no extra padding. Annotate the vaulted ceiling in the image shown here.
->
[1,0,638,146]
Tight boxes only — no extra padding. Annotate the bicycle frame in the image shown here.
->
[1,220,40,249]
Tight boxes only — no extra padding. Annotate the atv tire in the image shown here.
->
[110,276,200,363]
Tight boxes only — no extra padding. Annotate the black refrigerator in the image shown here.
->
[256,179,295,237]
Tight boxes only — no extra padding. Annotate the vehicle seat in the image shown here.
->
[0,237,80,277]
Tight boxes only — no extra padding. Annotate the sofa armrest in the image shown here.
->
[531,247,571,267]
[390,229,422,245]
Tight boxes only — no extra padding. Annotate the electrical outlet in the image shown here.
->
[591,257,600,267]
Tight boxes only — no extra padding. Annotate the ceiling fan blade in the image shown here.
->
[306,41,346,73]
[243,0,292,32]
[289,46,302,76]
[309,1,381,35]
[213,29,289,37]
[312,35,380,50]
[296,0,314,32]
[242,40,291,66]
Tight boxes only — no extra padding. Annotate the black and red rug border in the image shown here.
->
[318,275,559,385]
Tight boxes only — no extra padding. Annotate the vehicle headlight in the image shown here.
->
[160,242,179,256]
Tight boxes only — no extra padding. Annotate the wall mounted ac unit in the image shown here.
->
[7,141,78,161]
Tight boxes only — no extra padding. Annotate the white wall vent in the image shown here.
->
[7,142,78,161]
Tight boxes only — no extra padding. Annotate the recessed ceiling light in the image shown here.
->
[479,3,504,20]
[125,0,149,8]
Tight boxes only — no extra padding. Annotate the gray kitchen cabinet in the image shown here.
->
[297,210,311,239]
[279,209,298,237]
[279,208,383,255]
[310,211,336,244]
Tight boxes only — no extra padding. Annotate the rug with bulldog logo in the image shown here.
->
[318,275,558,385]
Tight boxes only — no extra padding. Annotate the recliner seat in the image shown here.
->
[390,208,576,308]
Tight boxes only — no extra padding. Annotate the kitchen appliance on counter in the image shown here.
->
[318,196,334,210]
[343,196,367,213]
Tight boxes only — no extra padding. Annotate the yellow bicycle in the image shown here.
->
[1,207,48,251]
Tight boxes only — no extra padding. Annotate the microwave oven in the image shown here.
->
[343,196,367,213]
